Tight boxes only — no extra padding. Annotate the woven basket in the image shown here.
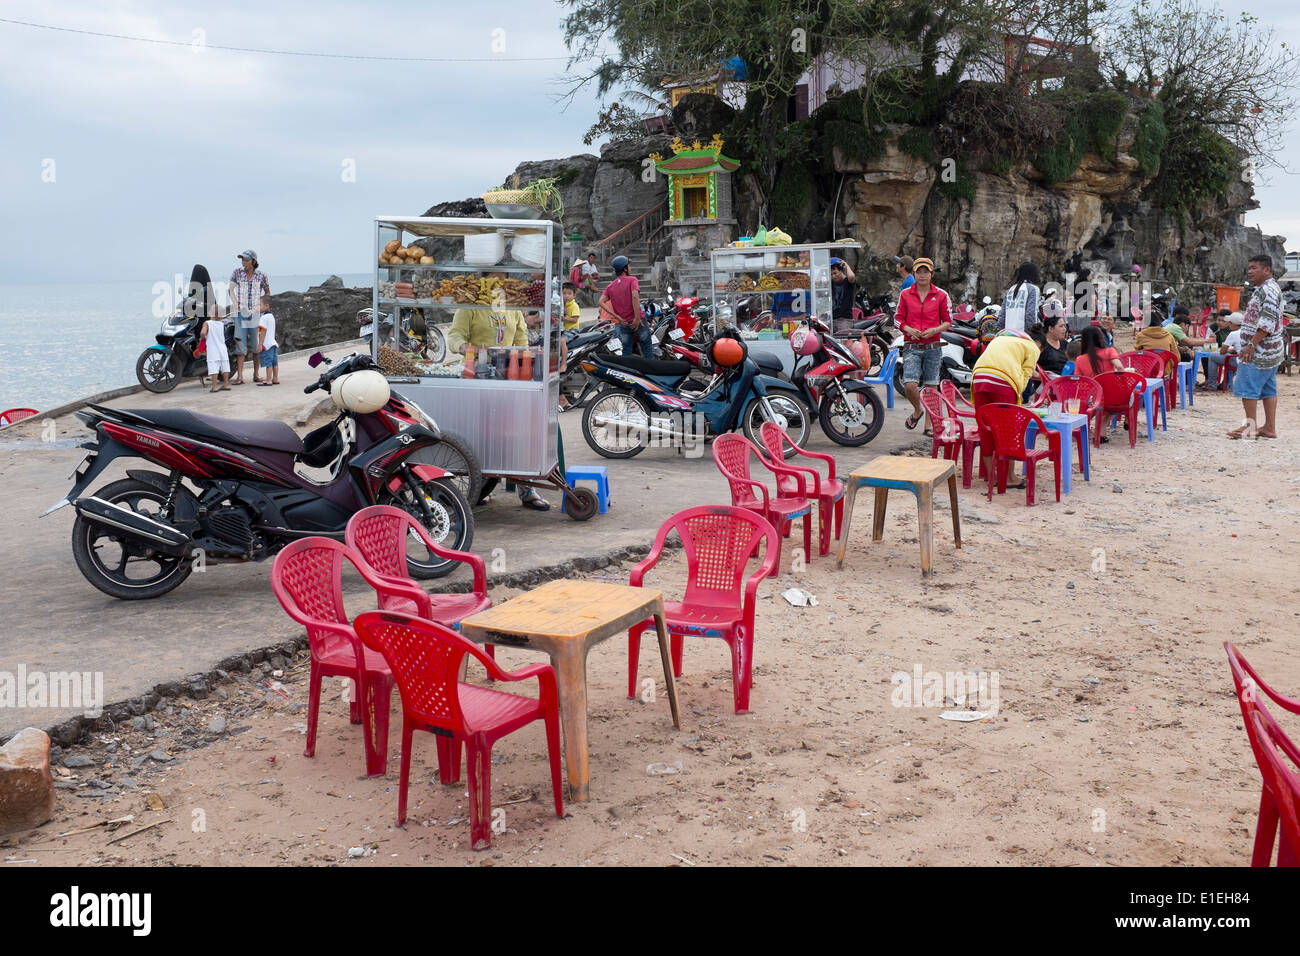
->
[482,189,532,204]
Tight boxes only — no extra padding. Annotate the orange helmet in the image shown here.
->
[711,336,746,367]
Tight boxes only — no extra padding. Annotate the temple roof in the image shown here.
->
[650,134,739,175]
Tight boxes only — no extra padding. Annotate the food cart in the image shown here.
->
[708,241,864,335]
[372,215,597,520]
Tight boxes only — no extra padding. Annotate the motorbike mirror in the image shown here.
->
[308,352,326,368]
[666,286,673,297]
[982,296,992,304]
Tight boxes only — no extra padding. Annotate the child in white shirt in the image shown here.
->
[257,295,280,385]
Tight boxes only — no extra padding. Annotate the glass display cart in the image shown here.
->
[708,241,864,334]
[372,215,597,520]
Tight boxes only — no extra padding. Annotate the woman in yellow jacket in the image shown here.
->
[970,330,1041,408]
[970,329,1041,488]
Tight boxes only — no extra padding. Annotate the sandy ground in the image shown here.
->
[5,370,1300,867]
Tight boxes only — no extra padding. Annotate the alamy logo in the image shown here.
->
[0,665,104,717]
[890,665,1000,716]
[50,886,151,936]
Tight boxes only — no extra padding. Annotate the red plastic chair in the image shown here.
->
[1120,350,1164,379]
[1093,371,1147,448]
[345,505,492,630]
[940,380,977,421]
[1149,348,1180,410]
[1045,375,1105,449]
[757,421,845,556]
[712,433,812,574]
[919,387,981,489]
[0,408,38,426]
[1248,710,1300,867]
[974,403,1061,505]
[352,610,562,850]
[627,505,779,714]
[1224,642,1300,866]
[270,538,399,777]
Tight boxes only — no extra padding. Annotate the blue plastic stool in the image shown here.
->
[562,465,610,514]
[861,347,899,409]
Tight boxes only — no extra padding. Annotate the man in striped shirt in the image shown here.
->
[228,250,270,385]
[1228,255,1284,439]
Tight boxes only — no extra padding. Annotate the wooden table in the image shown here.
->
[458,579,681,802]
[835,456,961,577]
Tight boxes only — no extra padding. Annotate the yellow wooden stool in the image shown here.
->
[835,456,961,577]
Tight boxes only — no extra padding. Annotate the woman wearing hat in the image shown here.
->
[600,255,653,357]
[894,257,952,432]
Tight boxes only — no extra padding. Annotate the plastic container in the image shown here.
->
[510,233,548,268]
[464,233,506,266]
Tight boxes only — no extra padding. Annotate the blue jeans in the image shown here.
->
[616,322,654,358]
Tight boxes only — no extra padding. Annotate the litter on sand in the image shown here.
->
[939,710,990,722]
[782,588,819,607]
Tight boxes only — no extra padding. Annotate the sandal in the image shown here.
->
[923,429,933,438]
[1227,420,1257,440]
[257,382,272,387]
[905,412,922,430]
[520,489,551,512]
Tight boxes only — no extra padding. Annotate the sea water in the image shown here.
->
[0,274,371,412]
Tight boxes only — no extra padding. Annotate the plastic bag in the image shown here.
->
[753,224,768,245]
[766,228,792,246]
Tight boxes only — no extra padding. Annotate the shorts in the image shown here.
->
[972,381,1018,408]
[259,346,278,368]
[232,312,259,356]
[902,346,943,386]
[1233,362,1278,400]
[206,351,230,374]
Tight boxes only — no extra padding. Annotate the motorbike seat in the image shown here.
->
[753,353,785,375]
[940,331,972,347]
[119,408,304,454]
[602,353,693,378]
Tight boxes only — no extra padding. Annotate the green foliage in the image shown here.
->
[936,168,977,203]
[1034,109,1087,187]
[1084,91,1128,162]
[582,103,645,146]
[771,161,817,233]
[984,156,1014,176]
[1133,102,1167,178]
[898,127,936,163]
[811,89,885,167]
[1146,120,1236,215]
[554,166,581,187]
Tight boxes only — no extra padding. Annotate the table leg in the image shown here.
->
[653,608,681,730]
[1059,429,1073,495]
[916,486,934,577]
[1143,390,1155,442]
[1078,423,1090,481]
[835,480,859,569]
[550,642,592,803]
[947,474,961,549]
[871,487,888,542]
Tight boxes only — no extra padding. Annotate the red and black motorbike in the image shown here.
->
[786,317,885,446]
[44,352,474,600]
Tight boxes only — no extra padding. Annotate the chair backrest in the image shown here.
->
[0,408,38,426]
[919,387,963,441]
[866,348,898,382]
[1045,375,1103,412]
[655,505,778,609]
[1149,348,1179,378]
[1249,709,1300,862]
[975,403,1046,458]
[712,434,760,504]
[270,538,361,658]
[352,611,473,734]
[1123,351,1164,378]
[346,505,416,582]
[756,421,791,466]
[940,379,972,412]
[1093,371,1146,409]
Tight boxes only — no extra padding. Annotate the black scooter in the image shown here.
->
[136,312,235,393]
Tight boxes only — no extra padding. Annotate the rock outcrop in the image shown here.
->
[268,277,370,352]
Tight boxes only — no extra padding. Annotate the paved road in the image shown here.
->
[0,342,916,739]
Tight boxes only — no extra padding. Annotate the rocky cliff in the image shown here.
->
[831,107,1285,300]
[268,276,370,352]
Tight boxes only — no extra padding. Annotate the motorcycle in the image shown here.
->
[847,294,897,375]
[889,324,977,395]
[560,319,621,409]
[785,319,885,446]
[47,352,474,600]
[135,312,236,393]
[580,330,812,459]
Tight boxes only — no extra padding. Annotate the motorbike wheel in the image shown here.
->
[405,431,482,506]
[136,349,182,393]
[559,366,589,409]
[868,342,886,377]
[741,390,812,454]
[422,325,448,365]
[71,478,194,600]
[819,383,884,446]
[379,476,474,580]
[582,389,650,459]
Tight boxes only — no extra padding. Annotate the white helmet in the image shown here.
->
[331,370,391,413]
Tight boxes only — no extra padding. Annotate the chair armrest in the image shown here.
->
[790,443,837,481]
[781,461,821,496]
[755,457,807,497]
[629,545,665,587]
[743,525,782,608]
[369,572,434,618]
[407,519,487,592]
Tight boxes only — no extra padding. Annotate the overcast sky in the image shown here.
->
[1,1,1296,287]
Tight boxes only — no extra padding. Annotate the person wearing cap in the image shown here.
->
[830,257,856,332]
[895,255,915,293]
[600,255,652,357]
[894,257,952,432]
[228,250,270,385]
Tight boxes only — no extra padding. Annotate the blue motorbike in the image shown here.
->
[578,331,812,459]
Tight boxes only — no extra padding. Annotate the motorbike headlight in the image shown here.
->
[160,318,188,335]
